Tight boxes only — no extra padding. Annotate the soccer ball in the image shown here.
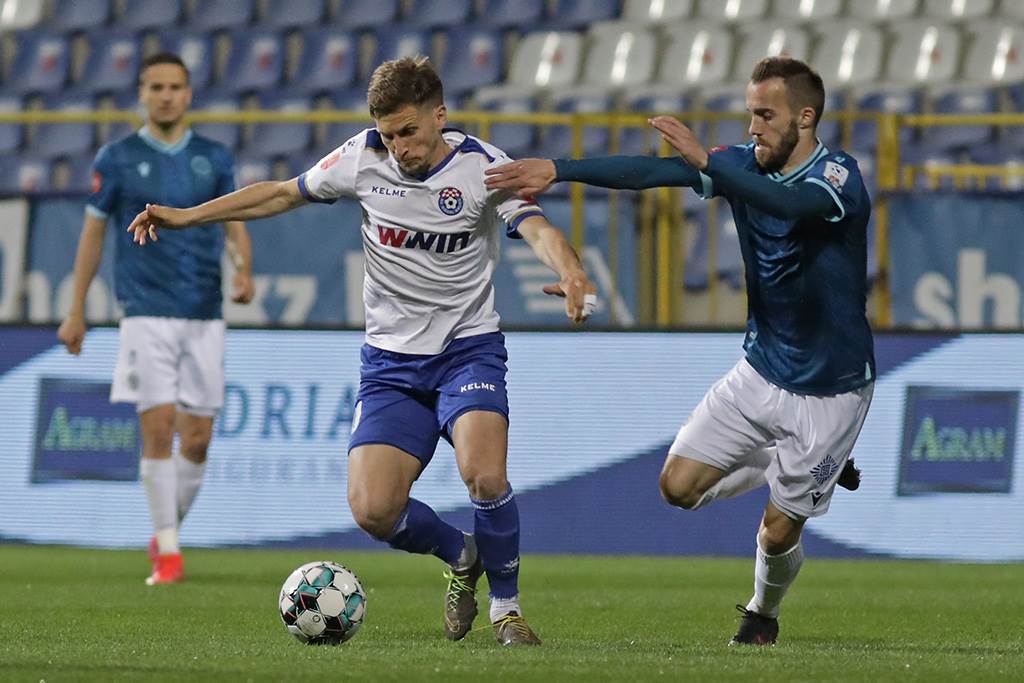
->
[278,560,367,645]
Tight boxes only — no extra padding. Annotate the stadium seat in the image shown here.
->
[324,88,373,150]
[475,0,543,28]
[31,94,95,158]
[472,93,538,160]
[902,146,958,190]
[961,22,1024,84]
[247,92,314,157]
[0,0,44,30]
[546,0,621,29]
[1000,0,1024,21]
[220,30,285,93]
[8,32,70,94]
[234,154,274,186]
[157,30,215,91]
[644,22,733,89]
[77,31,141,94]
[701,87,750,147]
[439,25,503,97]
[847,0,920,21]
[696,0,767,23]
[475,30,583,100]
[621,0,693,23]
[290,28,358,94]
[850,87,922,149]
[733,24,810,79]
[817,91,846,150]
[684,204,744,291]
[967,144,1024,191]
[186,0,254,31]
[191,91,242,150]
[884,21,960,86]
[922,0,994,21]
[0,96,23,154]
[261,0,325,29]
[49,0,111,32]
[538,93,615,161]
[771,0,842,21]
[286,149,324,179]
[926,85,999,152]
[0,155,52,194]
[61,152,98,193]
[405,0,470,28]
[330,0,399,30]
[102,89,140,144]
[617,91,693,155]
[810,22,884,90]
[118,0,182,31]
[372,26,432,65]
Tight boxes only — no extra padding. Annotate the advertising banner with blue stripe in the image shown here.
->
[889,193,1024,328]
[2,328,1021,561]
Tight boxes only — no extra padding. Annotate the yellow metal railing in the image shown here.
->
[7,109,1020,329]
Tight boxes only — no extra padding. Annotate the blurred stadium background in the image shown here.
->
[0,0,1022,603]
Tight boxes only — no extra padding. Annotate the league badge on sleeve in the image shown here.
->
[824,161,849,191]
[438,186,464,215]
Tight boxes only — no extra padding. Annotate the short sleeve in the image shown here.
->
[698,143,755,199]
[803,153,865,223]
[485,153,545,239]
[298,131,364,204]
[86,145,120,219]
[215,146,236,196]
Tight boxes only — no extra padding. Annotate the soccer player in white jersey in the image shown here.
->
[486,57,874,645]
[58,53,254,586]
[126,56,597,646]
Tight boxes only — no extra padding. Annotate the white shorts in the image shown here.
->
[110,316,226,416]
[670,358,873,519]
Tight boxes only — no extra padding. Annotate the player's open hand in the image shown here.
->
[57,313,86,355]
[484,159,557,198]
[232,271,255,304]
[649,116,709,171]
[543,271,598,324]
[127,204,191,245]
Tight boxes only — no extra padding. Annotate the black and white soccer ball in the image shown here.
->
[278,560,367,645]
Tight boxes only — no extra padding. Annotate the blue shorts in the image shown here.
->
[349,332,509,467]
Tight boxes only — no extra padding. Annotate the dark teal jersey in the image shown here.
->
[87,128,235,319]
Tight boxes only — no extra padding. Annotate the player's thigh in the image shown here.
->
[451,410,509,499]
[669,359,775,472]
[178,319,226,413]
[111,317,179,408]
[350,382,442,470]
[659,454,728,504]
[347,443,424,532]
[769,382,874,520]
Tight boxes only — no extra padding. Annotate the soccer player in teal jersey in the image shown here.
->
[486,57,875,645]
[58,53,254,585]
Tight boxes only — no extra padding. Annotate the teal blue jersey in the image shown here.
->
[87,128,236,319]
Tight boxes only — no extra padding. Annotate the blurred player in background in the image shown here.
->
[126,56,597,645]
[485,56,874,646]
[58,53,254,586]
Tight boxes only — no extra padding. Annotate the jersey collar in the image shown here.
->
[413,128,494,181]
[138,126,193,155]
[767,139,827,185]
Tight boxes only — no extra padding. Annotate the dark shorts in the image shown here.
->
[348,332,509,467]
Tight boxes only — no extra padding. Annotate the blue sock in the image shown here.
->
[386,498,465,566]
[473,486,520,599]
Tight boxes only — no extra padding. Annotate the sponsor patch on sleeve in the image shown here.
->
[824,160,849,191]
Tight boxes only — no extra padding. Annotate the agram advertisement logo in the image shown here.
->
[32,378,140,483]
[898,386,1019,495]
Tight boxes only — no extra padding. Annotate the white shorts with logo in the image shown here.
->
[110,316,226,416]
[669,358,873,519]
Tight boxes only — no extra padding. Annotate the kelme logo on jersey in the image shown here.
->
[437,186,464,215]
[377,225,472,253]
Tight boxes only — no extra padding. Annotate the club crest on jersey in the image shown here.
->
[137,161,150,178]
[190,155,212,176]
[824,161,849,191]
[437,186,464,215]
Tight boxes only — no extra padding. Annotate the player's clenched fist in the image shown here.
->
[542,271,598,324]
[127,203,192,244]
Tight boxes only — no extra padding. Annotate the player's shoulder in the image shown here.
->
[820,148,861,169]
[811,148,864,189]
[189,132,236,164]
[445,129,504,168]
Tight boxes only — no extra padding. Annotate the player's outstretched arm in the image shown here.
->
[516,215,597,323]
[128,178,308,244]
[58,213,107,355]
[485,155,703,196]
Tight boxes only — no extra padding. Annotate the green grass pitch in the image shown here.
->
[2,545,1022,681]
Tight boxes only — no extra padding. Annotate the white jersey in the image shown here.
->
[299,129,543,354]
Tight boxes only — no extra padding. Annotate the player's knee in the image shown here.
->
[178,436,209,462]
[758,519,803,554]
[460,469,507,501]
[658,472,703,510]
[348,493,403,540]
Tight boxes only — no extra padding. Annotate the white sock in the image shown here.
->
[490,595,521,622]
[746,540,804,618]
[691,446,775,510]
[140,457,179,555]
[174,451,207,523]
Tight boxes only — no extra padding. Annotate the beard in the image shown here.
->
[756,119,800,173]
